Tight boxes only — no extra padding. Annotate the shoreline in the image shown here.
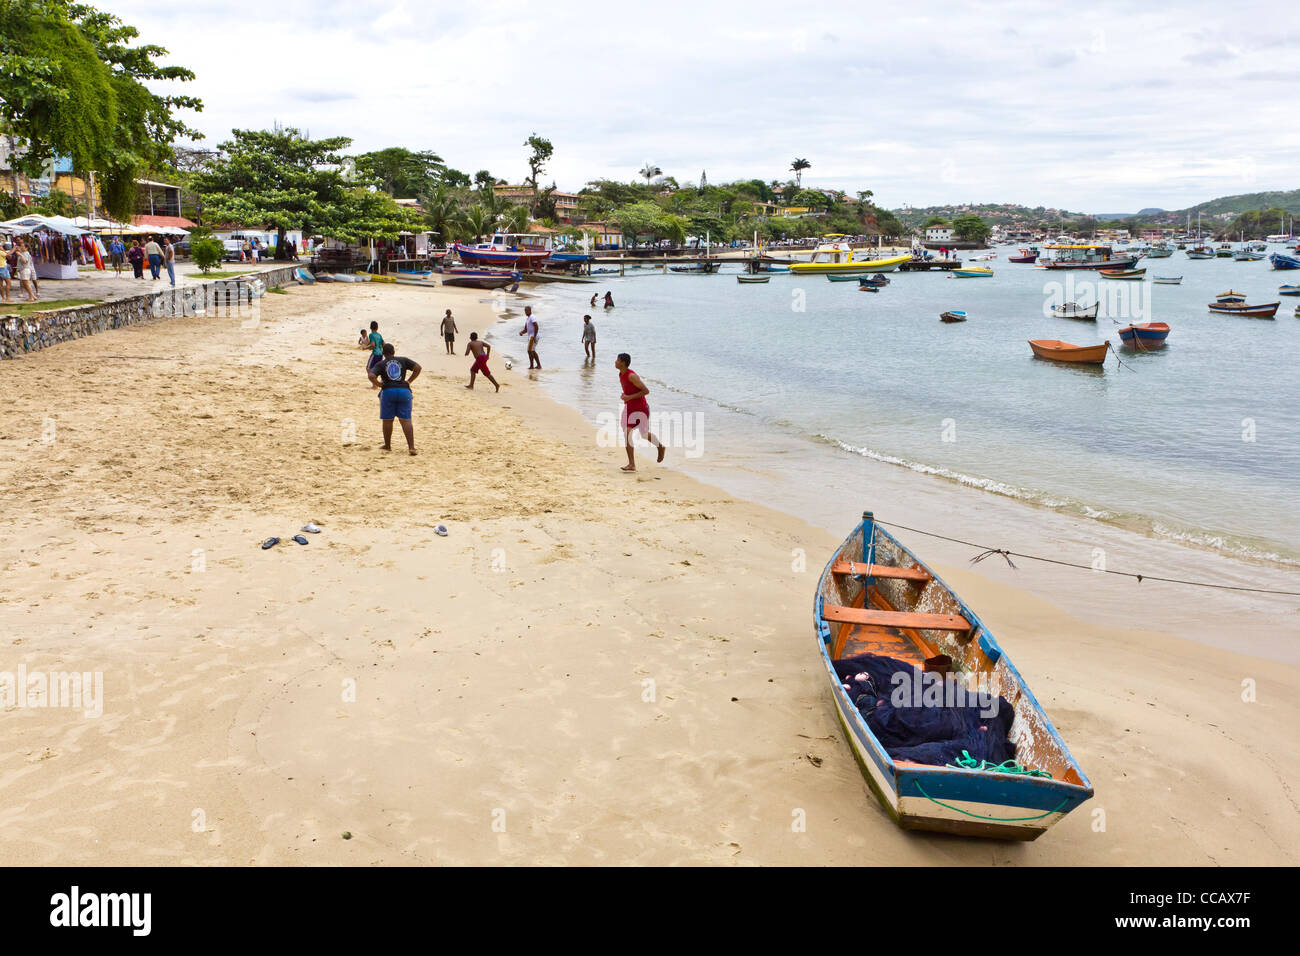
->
[487,285,1300,667]
[2,280,1297,865]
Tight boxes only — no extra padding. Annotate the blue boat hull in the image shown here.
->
[1270,253,1300,270]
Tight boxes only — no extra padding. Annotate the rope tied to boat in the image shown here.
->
[914,781,1068,822]
[970,548,1016,569]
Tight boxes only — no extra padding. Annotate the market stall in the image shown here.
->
[0,214,105,279]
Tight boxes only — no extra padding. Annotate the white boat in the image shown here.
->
[1050,301,1099,320]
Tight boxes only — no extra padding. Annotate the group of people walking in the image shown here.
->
[107,236,177,285]
[358,300,665,471]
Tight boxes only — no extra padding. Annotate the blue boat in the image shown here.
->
[814,512,1093,839]
[1269,252,1300,270]
[1278,284,1300,296]
[859,274,890,287]
[1117,322,1171,346]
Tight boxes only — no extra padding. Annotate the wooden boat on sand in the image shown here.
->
[442,269,521,292]
[1028,339,1109,364]
[814,512,1093,839]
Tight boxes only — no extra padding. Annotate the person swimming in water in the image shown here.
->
[614,351,664,472]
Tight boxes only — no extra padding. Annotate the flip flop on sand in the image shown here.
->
[301,522,322,534]
[292,535,309,546]
[261,537,279,550]
[434,525,449,537]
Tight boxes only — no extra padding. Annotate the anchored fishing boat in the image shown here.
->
[952,266,994,278]
[1028,339,1109,364]
[789,235,911,274]
[1038,244,1139,270]
[1186,246,1215,260]
[1207,301,1280,318]
[1008,247,1039,263]
[736,274,769,283]
[1270,252,1300,270]
[1215,290,1247,303]
[1152,276,1183,284]
[1117,322,1171,346]
[1050,302,1099,320]
[814,512,1093,839]
[452,232,551,269]
[1099,268,1145,280]
[1278,284,1300,296]
[940,310,967,323]
[859,275,890,287]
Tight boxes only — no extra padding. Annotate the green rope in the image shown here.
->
[945,750,1053,778]
[914,781,1068,822]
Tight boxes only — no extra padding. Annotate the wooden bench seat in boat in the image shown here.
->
[830,560,931,583]
[821,604,972,633]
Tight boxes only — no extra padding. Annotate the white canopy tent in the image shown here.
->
[0,214,92,279]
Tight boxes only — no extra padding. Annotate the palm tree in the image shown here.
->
[501,204,531,234]
[419,184,464,246]
[790,158,811,187]
[639,162,662,186]
[462,205,492,242]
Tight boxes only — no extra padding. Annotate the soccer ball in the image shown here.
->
[505,361,513,370]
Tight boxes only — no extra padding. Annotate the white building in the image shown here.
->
[925,225,954,243]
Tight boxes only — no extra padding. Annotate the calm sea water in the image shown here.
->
[506,249,1300,567]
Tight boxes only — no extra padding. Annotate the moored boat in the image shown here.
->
[939,310,967,322]
[1270,252,1300,270]
[1008,246,1039,263]
[1028,339,1109,364]
[1099,268,1145,279]
[736,274,769,283]
[827,273,862,282]
[670,260,722,274]
[1207,301,1280,318]
[1278,284,1300,296]
[789,235,911,274]
[952,266,994,278]
[1050,301,1099,320]
[814,512,1093,839]
[1186,246,1215,260]
[1152,276,1182,284]
[1215,290,1247,303]
[859,274,889,286]
[1117,322,1171,346]
[442,268,522,291]
[1038,243,1139,270]
[453,232,551,269]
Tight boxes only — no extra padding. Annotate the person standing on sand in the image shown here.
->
[581,314,596,361]
[365,321,385,378]
[615,352,664,472]
[368,342,421,455]
[440,309,458,354]
[519,305,540,369]
[465,332,499,392]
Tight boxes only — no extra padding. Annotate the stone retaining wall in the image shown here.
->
[0,264,303,360]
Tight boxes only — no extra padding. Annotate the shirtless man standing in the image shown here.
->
[465,332,500,392]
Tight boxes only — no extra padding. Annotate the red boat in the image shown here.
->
[1008,246,1039,263]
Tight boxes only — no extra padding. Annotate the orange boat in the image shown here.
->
[1028,339,1109,364]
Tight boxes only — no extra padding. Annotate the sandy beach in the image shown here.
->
[2,280,1297,866]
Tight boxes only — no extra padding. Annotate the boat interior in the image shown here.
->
[817,523,1087,786]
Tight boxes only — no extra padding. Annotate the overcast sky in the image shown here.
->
[114,0,1298,213]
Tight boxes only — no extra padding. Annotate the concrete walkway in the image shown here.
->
[3,260,293,312]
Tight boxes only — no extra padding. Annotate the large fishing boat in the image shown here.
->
[1037,244,1139,270]
[788,235,911,274]
[452,232,552,269]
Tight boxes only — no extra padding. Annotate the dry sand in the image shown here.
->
[1,279,1296,865]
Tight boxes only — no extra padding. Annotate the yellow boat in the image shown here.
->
[952,267,994,277]
[789,235,912,274]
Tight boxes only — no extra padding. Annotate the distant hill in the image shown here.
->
[1176,189,1300,218]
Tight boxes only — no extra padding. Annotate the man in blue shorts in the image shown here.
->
[367,342,421,455]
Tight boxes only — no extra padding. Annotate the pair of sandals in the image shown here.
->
[262,523,322,550]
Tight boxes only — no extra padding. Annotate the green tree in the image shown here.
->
[353,147,444,197]
[34,188,74,216]
[418,183,464,245]
[522,133,553,213]
[790,158,811,186]
[191,236,223,273]
[197,126,354,260]
[951,213,992,243]
[0,0,202,220]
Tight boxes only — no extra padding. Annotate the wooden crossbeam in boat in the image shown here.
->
[830,561,931,583]
[821,605,972,633]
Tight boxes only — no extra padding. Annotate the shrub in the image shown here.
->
[191,237,224,273]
